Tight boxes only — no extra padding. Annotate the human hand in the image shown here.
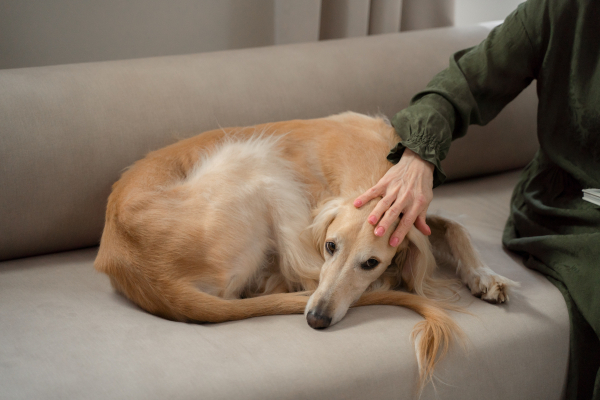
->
[353,148,434,247]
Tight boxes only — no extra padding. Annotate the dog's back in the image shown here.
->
[96,134,311,320]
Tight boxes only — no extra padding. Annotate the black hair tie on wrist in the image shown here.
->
[386,143,406,164]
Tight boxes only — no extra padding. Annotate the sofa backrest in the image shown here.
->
[0,26,538,261]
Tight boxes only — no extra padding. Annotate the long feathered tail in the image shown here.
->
[157,283,463,392]
[354,291,464,393]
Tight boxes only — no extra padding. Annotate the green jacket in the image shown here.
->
[389,0,600,398]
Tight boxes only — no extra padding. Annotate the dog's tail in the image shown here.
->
[126,280,460,393]
[354,291,464,394]
[135,281,311,323]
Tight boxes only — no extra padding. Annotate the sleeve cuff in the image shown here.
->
[387,95,455,188]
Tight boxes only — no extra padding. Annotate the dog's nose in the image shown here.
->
[306,310,332,329]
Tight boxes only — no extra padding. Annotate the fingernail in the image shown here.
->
[390,237,400,247]
[368,216,377,225]
[375,227,385,236]
[354,199,362,207]
[426,226,431,235]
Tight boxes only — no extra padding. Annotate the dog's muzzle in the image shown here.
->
[306,310,332,329]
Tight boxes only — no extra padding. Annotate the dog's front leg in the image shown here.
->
[427,215,518,303]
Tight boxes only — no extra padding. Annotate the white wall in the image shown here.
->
[454,0,523,26]
[0,0,525,70]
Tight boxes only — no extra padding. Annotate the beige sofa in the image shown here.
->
[0,26,569,399]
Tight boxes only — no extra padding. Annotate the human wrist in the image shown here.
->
[404,148,435,174]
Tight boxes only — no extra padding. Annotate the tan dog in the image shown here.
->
[95,112,515,388]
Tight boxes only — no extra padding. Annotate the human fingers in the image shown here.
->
[368,192,399,227]
[388,192,432,246]
[373,195,407,237]
[388,207,420,247]
[353,184,385,208]
[414,211,431,236]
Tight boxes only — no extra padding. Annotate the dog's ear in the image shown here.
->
[309,197,344,254]
[397,227,437,297]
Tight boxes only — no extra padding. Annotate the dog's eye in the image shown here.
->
[325,241,336,255]
[361,258,380,270]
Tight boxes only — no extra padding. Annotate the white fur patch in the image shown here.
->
[185,133,322,296]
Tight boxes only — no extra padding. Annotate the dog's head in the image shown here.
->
[305,197,434,329]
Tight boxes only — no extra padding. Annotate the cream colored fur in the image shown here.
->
[95,112,516,392]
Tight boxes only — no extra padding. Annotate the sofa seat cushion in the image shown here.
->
[0,170,568,400]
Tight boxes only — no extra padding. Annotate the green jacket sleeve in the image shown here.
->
[388,0,547,187]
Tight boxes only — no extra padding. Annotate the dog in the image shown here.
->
[95,112,516,389]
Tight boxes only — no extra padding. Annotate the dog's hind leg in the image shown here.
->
[426,215,518,303]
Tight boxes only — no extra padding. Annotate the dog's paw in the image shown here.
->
[465,267,518,304]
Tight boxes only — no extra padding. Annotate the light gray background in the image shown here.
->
[0,0,523,69]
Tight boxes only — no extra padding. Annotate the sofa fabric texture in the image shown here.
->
[0,172,568,400]
[0,26,566,399]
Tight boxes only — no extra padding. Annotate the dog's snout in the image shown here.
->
[306,310,332,329]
